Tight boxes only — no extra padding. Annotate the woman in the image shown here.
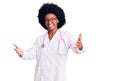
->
[14,3,84,81]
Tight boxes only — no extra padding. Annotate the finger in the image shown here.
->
[14,48,20,54]
[77,41,81,45]
[13,48,18,54]
[74,43,79,48]
[14,48,19,53]
[13,43,19,49]
[13,48,17,51]
[74,44,78,48]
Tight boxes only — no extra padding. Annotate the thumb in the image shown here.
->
[78,33,82,41]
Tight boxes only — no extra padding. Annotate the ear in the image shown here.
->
[57,19,59,23]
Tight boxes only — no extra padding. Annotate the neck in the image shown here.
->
[48,28,58,40]
[48,28,58,35]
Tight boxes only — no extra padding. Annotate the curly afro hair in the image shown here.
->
[38,3,66,30]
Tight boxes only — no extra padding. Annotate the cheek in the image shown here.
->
[45,23,48,27]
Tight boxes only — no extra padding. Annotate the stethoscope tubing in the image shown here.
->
[41,30,65,48]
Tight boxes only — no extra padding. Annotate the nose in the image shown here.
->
[48,20,52,23]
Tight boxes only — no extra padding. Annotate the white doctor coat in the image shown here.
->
[21,30,83,81]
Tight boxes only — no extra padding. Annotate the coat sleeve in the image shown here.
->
[21,37,40,60]
[66,32,85,54]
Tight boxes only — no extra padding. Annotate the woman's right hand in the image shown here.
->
[13,43,24,57]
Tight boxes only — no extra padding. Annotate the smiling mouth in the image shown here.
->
[48,24,53,28]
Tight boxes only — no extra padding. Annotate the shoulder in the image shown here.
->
[35,32,47,42]
[59,30,73,40]
[60,30,71,35]
[60,30,72,37]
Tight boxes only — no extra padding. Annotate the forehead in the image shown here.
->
[45,13,57,19]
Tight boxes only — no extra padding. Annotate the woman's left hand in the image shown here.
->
[75,33,83,50]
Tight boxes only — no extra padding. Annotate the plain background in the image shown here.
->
[0,0,120,81]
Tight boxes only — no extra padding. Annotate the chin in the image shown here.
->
[48,27,54,30]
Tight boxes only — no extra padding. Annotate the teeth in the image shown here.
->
[49,24,52,27]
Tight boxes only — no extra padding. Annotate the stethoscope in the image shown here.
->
[41,30,66,48]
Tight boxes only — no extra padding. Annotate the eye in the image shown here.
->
[45,18,57,23]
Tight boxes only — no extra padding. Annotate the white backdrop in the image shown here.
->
[0,0,120,81]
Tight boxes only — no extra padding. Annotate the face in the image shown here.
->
[44,13,59,31]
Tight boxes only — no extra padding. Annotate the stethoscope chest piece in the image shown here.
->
[41,44,45,48]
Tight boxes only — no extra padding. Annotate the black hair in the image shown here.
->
[38,3,66,30]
